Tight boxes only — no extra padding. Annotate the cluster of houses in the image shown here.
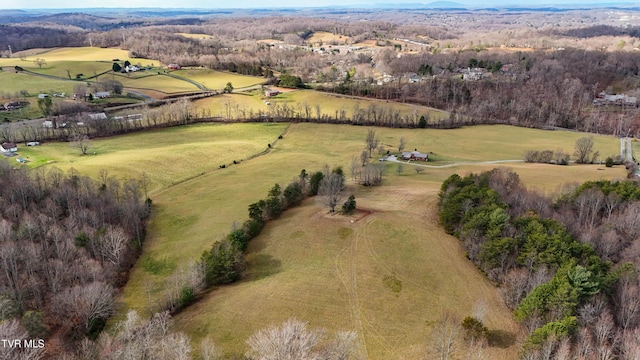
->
[593,91,638,106]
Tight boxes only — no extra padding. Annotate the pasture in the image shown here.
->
[0,71,75,97]
[81,123,621,359]
[19,123,287,194]
[172,69,266,90]
[114,73,201,94]
[193,89,449,122]
[0,47,149,65]
[176,33,214,40]
[308,31,352,45]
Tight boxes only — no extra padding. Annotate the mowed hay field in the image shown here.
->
[173,69,266,90]
[115,73,201,93]
[0,71,76,96]
[19,123,288,193]
[194,89,449,122]
[0,47,150,66]
[102,123,625,359]
[308,31,351,45]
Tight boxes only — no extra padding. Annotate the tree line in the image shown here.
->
[439,168,640,358]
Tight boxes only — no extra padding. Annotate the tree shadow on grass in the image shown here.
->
[246,254,282,281]
[488,330,517,348]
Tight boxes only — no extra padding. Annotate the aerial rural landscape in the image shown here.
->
[3,1,640,359]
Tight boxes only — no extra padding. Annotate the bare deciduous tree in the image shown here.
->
[574,136,599,164]
[33,58,46,69]
[429,313,460,360]
[200,337,221,360]
[615,273,640,331]
[54,281,115,334]
[398,136,406,152]
[318,173,344,213]
[71,133,92,155]
[365,128,379,158]
[246,319,324,360]
[360,150,369,167]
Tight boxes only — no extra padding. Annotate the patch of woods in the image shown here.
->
[0,25,85,52]
[439,168,640,358]
[0,163,149,358]
[324,48,640,135]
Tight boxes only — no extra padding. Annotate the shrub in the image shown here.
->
[524,150,539,163]
[342,195,356,215]
[308,171,324,196]
[605,156,614,167]
[283,182,304,208]
[177,286,195,309]
[22,311,47,339]
[461,316,488,341]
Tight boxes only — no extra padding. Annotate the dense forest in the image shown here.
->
[439,169,640,359]
[0,163,149,358]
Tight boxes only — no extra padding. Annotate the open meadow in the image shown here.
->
[29,123,613,359]
[0,71,76,97]
[194,89,450,122]
[173,69,266,90]
[16,121,625,358]
[18,123,288,193]
[114,73,201,94]
[307,31,352,45]
[0,47,153,66]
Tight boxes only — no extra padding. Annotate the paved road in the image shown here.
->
[621,137,633,163]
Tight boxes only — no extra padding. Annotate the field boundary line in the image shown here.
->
[154,123,293,197]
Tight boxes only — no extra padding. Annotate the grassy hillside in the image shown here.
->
[194,89,449,122]
[173,69,266,90]
[0,47,150,66]
[114,73,201,93]
[308,31,352,45]
[20,122,624,358]
[0,71,75,96]
[19,123,288,193]
[98,123,620,359]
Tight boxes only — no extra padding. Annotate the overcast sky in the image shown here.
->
[1,0,635,9]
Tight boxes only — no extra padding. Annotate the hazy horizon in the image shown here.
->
[3,0,640,10]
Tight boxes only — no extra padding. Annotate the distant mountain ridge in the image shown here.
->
[371,1,467,8]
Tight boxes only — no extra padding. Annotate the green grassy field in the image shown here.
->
[114,73,201,93]
[0,47,150,66]
[18,123,288,193]
[308,31,352,45]
[172,69,266,90]
[194,89,449,122]
[0,71,76,97]
[16,121,625,359]
[84,123,619,359]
